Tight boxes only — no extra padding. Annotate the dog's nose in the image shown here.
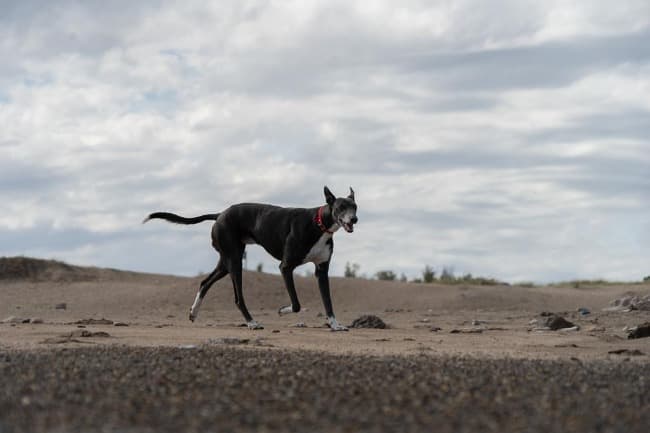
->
[351,216,358,224]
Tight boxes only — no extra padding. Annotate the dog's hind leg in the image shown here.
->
[228,251,263,330]
[189,260,228,322]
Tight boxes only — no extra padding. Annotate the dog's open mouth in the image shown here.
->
[341,221,354,233]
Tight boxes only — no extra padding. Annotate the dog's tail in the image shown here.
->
[142,212,220,225]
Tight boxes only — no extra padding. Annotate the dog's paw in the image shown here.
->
[189,310,196,322]
[247,320,264,330]
[278,305,293,316]
[327,317,349,332]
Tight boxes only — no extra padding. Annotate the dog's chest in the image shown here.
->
[303,233,332,264]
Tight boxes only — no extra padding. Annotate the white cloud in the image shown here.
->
[1,0,649,283]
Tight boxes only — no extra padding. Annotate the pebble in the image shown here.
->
[289,322,307,328]
[349,315,387,329]
[544,315,576,331]
[627,322,650,339]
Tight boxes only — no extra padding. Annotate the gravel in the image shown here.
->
[0,346,648,433]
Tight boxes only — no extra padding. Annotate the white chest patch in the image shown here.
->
[303,233,332,264]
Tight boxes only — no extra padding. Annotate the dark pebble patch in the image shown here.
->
[0,347,648,433]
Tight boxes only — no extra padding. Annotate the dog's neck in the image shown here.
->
[315,205,339,234]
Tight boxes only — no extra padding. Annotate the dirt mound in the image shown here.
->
[0,257,98,282]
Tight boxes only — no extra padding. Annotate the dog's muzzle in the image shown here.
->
[341,216,357,233]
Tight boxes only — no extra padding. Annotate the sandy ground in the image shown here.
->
[1,264,649,360]
[1,259,649,432]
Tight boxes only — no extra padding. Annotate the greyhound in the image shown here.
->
[143,186,358,331]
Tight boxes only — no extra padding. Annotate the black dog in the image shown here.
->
[143,186,358,331]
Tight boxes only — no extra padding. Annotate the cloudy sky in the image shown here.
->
[1,0,649,283]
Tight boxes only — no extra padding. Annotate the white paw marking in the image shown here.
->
[278,305,294,315]
[247,320,264,330]
[189,292,202,321]
[327,316,348,332]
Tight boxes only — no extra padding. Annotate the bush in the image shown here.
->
[375,270,396,281]
[344,262,360,278]
[422,265,436,283]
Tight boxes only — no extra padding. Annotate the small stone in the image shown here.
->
[350,315,387,329]
[29,318,44,324]
[207,337,250,345]
[289,322,307,328]
[272,329,280,333]
[55,303,67,310]
[472,320,487,326]
[178,344,197,349]
[627,322,650,339]
[2,316,24,324]
[450,328,483,334]
[113,322,129,327]
[558,326,580,332]
[544,315,575,330]
[430,326,442,332]
[608,348,644,356]
[74,318,114,325]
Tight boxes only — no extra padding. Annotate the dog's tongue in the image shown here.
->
[344,223,354,233]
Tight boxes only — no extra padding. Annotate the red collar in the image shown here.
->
[314,206,335,234]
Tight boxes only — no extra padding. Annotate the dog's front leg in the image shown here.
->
[315,261,348,331]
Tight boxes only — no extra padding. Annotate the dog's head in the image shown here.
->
[324,186,358,233]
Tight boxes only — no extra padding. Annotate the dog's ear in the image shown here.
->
[348,187,355,202]
[324,186,336,206]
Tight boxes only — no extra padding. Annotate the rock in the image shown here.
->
[450,328,483,334]
[206,337,250,345]
[289,322,307,328]
[558,326,580,332]
[577,307,590,315]
[430,326,442,332]
[472,320,487,326]
[349,315,387,329]
[29,318,44,324]
[2,316,25,324]
[272,329,280,333]
[544,315,576,330]
[604,294,650,312]
[69,330,111,338]
[608,349,645,356]
[55,303,67,310]
[627,322,650,339]
[113,322,129,327]
[73,318,114,325]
